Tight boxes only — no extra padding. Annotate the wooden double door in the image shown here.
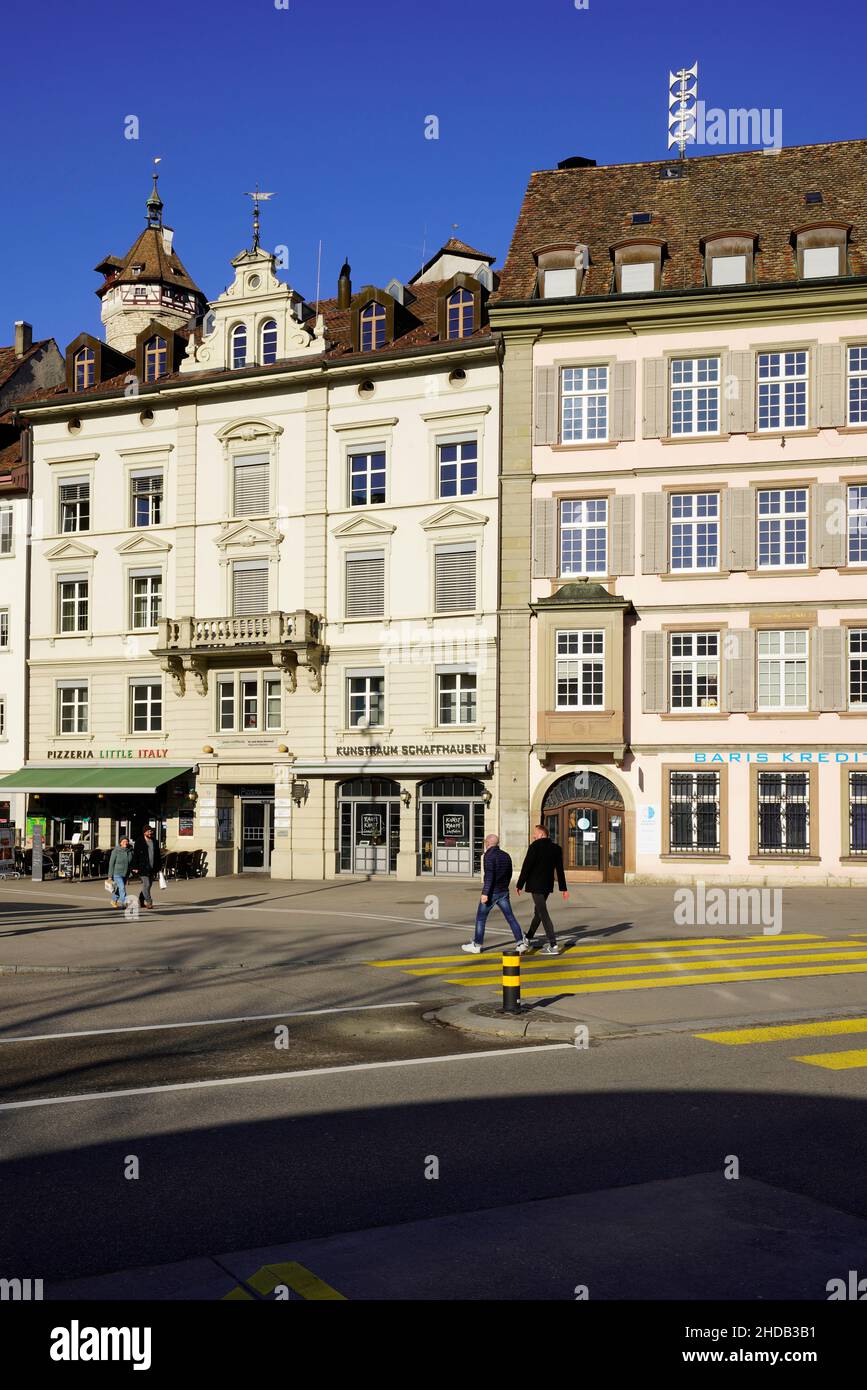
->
[543,800,625,883]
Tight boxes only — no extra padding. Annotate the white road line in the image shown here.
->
[0,1001,425,1045]
[0,1043,572,1111]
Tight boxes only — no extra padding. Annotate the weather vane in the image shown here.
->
[244,185,276,251]
[668,62,699,158]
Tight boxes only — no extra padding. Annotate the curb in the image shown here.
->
[433,1001,583,1042]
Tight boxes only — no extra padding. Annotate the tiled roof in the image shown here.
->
[495,139,867,301]
[0,339,51,391]
[440,237,495,261]
[96,225,203,297]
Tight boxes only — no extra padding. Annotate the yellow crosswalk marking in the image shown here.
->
[221,1286,255,1300]
[793,1049,867,1071]
[516,962,867,995]
[367,933,822,969]
[696,1018,867,1045]
[445,948,867,987]
[245,1261,347,1300]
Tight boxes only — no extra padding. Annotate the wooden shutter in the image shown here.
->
[532,498,557,578]
[818,344,846,428]
[233,453,270,516]
[811,626,845,711]
[642,357,667,438]
[726,487,756,571]
[232,562,268,616]
[533,367,558,445]
[642,631,666,713]
[641,492,668,573]
[610,361,636,441]
[725,628,755,712]
[345,552,385,618]
[725,350,755,434]
[434,545,476,612]
[811,482,845,567]
[610,494,635,575]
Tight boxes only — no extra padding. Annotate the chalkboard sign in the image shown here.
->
[0,826,15,877]
[360,812,383,839]
[442,814,466,839]
[58,849,75,879]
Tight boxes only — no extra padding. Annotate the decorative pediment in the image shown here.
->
[116,534,173,555]
[45,539,98,561]
[331,514,397,537]
[215,519,284,551]
[215,417,283,444]
[421,505,488,531]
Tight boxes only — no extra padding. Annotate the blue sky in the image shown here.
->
[3,0,865,349]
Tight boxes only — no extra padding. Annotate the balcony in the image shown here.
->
[153,610,326,696]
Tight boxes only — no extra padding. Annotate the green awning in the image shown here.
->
[0,766,192,794]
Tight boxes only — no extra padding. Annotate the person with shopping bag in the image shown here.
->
[131,825,164,911]
[106,837,134,909]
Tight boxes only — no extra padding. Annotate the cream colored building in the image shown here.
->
[13,187,501,879]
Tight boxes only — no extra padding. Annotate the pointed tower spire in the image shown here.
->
[147,161,163,228]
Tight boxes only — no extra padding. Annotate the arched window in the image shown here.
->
[231,324,247,369]
[261,319,278,365]
[143,335,167,382]
[447,288,474,340]
[74,347,95,390]
[360,302,386,352]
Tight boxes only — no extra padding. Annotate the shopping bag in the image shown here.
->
[158,872,167,891]
[104,879,114,893]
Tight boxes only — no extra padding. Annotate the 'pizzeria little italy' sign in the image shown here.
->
[46,749,170,760]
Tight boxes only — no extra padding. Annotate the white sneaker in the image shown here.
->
[514,937,530,954]
[461,942,482,954]
[541,944,561,956]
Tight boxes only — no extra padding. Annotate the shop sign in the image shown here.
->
[336,743,488,757]
[360,812,383,838]
[637,804,661,854]
[45,748,170,760]
[442,814,466,838]
[31,824,44,882]
[178,815,195,837]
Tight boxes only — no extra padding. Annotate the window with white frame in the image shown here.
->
[130,682,162,732]
[757,488,808,568]
[560,498,607,575]
[848,346,867,426]
[848,629,867,709]
[670,492,720,571]
[347,672,385,727]
[757,630,809,711]
[215,672,282,733]
[757,351,808,431]
[438,439,478,498]
[670,632,720,711]
[670,357,720,435]
[437,670,477,725]
[232,561,268,616]
[57,683,88,734]
[59,478,90,533]
[130,573,162,630]
[232,452,270,516]
[345,551,385,618]
[349,449,386,506]
[561,366,608,443]
[58,577,89,633]
[0,609,7,649]
[261,319,278,365]
[231,324,247,369]
[434,544,476,613]
[555,630,604,709]
[131,472,163,527]
[848,485,867,564]
[0,505,12,555]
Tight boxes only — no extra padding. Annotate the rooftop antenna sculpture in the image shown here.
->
[244,185,276,251]
[667,62,698,159]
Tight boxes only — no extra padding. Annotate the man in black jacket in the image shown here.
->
[461,834,529,955]
[516,825,568,955]
[131,826,163,910]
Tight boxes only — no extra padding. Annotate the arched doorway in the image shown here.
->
[541,771,625,883]
[337,778,400,874]
[419,778,486,876]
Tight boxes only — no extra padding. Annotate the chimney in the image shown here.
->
[337,259,352,310]
[14,321,32,357]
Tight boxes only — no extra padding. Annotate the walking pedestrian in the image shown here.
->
[107,837,134,909]
[462,834,529,955]
[131,825,162,911]
[516,825,569,955]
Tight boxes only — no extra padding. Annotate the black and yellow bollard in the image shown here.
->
[502,952,521,1014]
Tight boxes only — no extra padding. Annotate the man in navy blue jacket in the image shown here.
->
[462,834,529,955]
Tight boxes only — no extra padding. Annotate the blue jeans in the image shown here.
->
[473,891,524,946]
[111,874,128,904]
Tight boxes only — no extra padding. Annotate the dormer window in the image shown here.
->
[231,324,248,369]
[447,288,474,340]
[73,347,95,391]
[793,223,850,280]
[131,265,144,276]
[702,233,756,287]
[610,239,664,294]
[143,335,167,382]
[534,244,588,299]
[360,302,387,351]
[261,319,277,365]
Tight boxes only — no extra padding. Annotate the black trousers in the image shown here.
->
[526,891,557,945]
